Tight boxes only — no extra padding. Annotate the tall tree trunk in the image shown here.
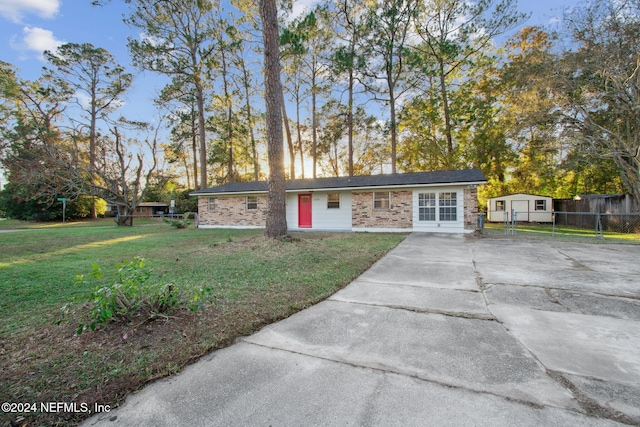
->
[191,110,199,190]
[388,73,397,174]
[295,91,305,179]
[341,0,357,177]
[348,65,354,177]
[221,50,234,183]
[183,155,191,189]
[241,60,260,181]
[227,105,234,183]
[90,90,97,219]
[195,75,207,189]
[261,0,288,238]
[280,88,295,179]
[299,136,305,178]
[312,73,318,179]
[439,60,453,158]
[332,139,339,176]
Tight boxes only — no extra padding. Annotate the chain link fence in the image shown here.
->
[483,210,640,240]
[600,213,640,234]
[554,212,640,236]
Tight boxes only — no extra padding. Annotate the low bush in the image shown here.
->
[162,213,192,229]
[72,257,212,334]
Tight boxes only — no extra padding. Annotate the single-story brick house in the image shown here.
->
[191,169,487,233]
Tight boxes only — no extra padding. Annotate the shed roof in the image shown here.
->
[191,168,486,196]
[488,193,552,200]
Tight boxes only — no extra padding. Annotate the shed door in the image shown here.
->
[298,194,312,228]
[511,200,529,222]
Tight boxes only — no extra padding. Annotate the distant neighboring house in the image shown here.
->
[487,193,553,223]
[135,202,169,217]
[190,169,487,233]
[106,202,169,217]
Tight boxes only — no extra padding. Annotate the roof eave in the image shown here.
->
[191,180,487,197]
[289,180,487,193]
[190,189,267,197]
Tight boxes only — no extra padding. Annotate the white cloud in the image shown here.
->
[288,0,319,22]
[140,32,168,48]
[10,26,64,61]
[0,0,60,23]
[74,91,91,108]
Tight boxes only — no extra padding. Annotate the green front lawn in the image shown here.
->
[0,217,161,230]
[0,223,404,426]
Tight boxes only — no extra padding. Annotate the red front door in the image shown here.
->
[298,194,312,228]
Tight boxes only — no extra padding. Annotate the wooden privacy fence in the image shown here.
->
[552,195,640,235]
[554,194,638,214]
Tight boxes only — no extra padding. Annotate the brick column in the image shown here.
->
[464,186,479,230]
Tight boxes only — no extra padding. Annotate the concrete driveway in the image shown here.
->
[83,233,640,426]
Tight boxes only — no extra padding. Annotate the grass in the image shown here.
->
[0,221,405,426]
[483,222,640,243]
[0,217,160,230]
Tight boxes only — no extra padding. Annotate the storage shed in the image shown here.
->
[487,193,552,223]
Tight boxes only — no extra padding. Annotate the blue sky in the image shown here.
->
[1,0,164,125]
[0,0,582,187]
[1,0,582,104]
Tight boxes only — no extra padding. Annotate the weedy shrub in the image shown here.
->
[162,213,192,229]
[73,257,213,334]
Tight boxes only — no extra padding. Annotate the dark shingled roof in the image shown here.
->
[191,169,486,195]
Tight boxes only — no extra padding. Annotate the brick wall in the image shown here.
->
[198,195,267,227]
[352,191,413,229]
[464,186,478,230]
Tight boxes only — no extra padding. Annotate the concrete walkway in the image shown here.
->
[83,233,640,426]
